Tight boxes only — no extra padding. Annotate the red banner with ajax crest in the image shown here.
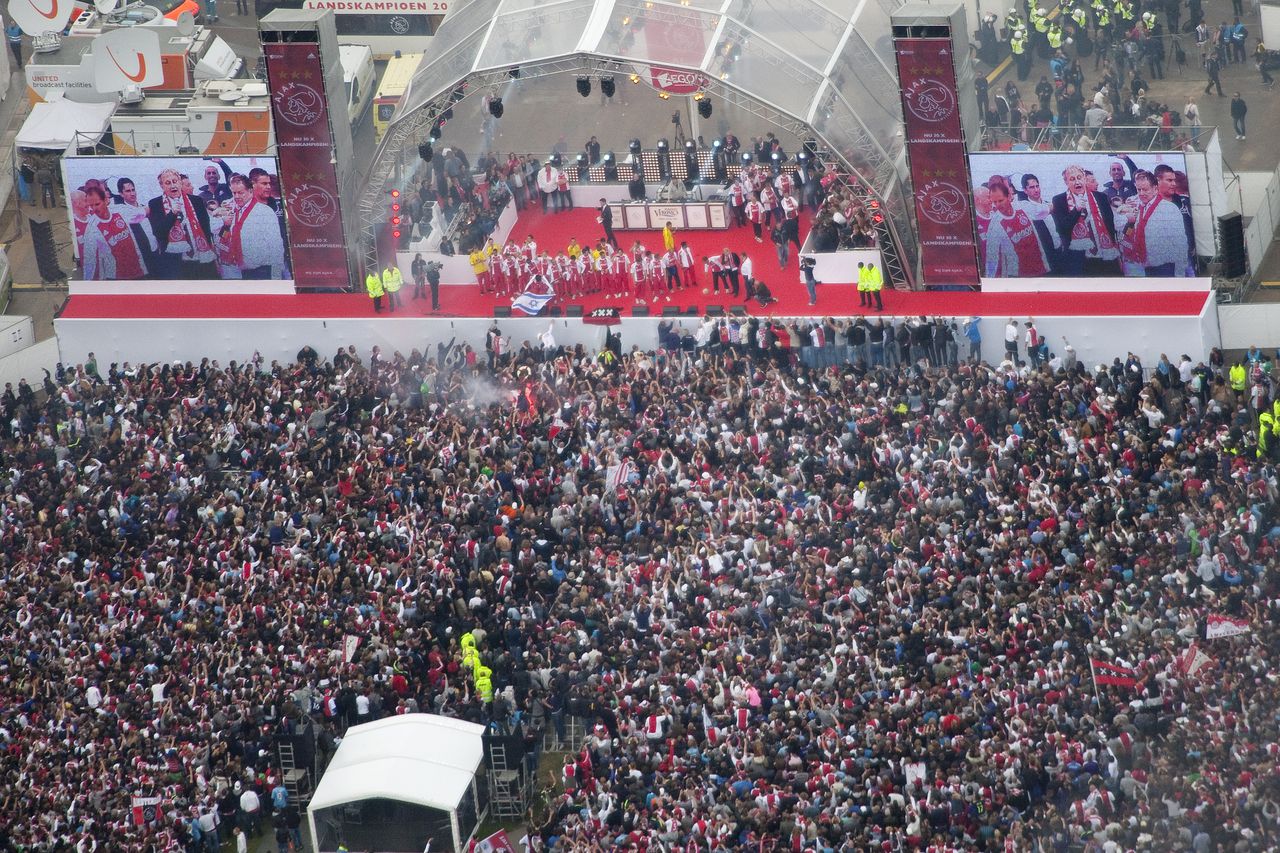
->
[894,38,980,287]
[264,42,351,290]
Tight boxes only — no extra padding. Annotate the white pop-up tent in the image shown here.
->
[16,100,116,151]
[307,714,487,853]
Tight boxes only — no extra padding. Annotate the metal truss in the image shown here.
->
[357,53,913,286]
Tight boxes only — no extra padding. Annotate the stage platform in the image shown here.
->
[55,288,1219,372]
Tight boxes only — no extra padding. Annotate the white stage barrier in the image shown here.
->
[55,298,1219,374]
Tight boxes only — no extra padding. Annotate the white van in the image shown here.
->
[339,45,375,129]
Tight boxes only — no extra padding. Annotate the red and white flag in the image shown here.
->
[736,707,750,730]
[131,795,161,826]
[606,459,635,491]
[1205,614,1251,639]
[1090,658,1139,689]
[1176,643,1213,679]
[702,705,720,745]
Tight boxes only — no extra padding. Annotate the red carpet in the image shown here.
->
[60,289,1210,320]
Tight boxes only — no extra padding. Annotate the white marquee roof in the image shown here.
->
[308,714,486,814]
[398,0,906,185]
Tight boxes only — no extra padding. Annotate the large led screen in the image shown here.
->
[63,155,292,282]
[967,152,1194,278]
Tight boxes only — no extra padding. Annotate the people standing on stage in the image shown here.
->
[366,269,384,313]
[412,252,427,301]
[678,242,697,289]
[538,163,563,213]
[382,263,403,312]
[598,198,617,248]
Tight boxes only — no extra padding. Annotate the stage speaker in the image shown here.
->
[550,307,563,317]
[29,214,65,283]
[706,304,724,316]
[661,305,680,317]
[632,305,649,317]
[493,306,511,318]
[1218,213,1246,278]
[565,305,583,317]
[730,305,747,316]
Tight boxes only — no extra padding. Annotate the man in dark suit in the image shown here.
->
[598,198,617,248]
[147,168,217,279]
[1050,165,1120,276]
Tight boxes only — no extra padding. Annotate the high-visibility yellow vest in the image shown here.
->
[857,267,869,292]
[1011,36,1026,54]
[366,273,384,298]
[868,267,884,292]
[382,267,403,292]
[1229,364,1247,391]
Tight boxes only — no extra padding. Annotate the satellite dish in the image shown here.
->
[95,0,120,15]
[176,11,196,35]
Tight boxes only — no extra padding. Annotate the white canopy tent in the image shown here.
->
[307,714,487,853]
[16,100,117,151]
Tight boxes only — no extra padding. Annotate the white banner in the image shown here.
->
[302,0,449,13]
[343,634,361,663]
[1205,614,1251,639]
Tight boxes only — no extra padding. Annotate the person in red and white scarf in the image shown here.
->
[219,175,287,280]
[1050,164,1120,276]
[147,168,217,279]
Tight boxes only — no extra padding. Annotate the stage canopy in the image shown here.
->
[17,100,116,151]
[307,714,486,852]
[394,0,906,195]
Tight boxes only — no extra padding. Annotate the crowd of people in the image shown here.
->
[975,0,1268,152]
[1,323,1278,852]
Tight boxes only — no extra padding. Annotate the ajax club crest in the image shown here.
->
[274,83,325,128]
[904,79,957,124]
[915,179,968,226]
[288,184,338,229]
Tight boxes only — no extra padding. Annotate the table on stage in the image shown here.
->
[616,200,730,230]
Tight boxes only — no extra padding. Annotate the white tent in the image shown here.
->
[16,100,117,151]
[307,714,487,853]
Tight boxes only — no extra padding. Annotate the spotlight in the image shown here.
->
[629,73,641,83]
[509,67,521,78]
[685,139,695,151]
[576,153,588,180]
[603,152,618,181]
[658,92,671,100]
[740,152,752,164]
[656,139,671,180]
[697,99,712,119]
[576,77,592,97]
[712,138,722,149]
[488,98,504,118]
[797,150,809,163]
[693,91,704,100]
[418,141,433,162]
[656,139,669,152]
[430,118,444,141]
[600,76,616,98]
[550,152,562,167]
[629,139,642,156]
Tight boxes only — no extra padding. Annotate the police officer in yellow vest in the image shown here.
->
[1229,361,1247,394]
[1258,411,1275,458]
[382,264,403,313]
[866,262,884,312]
[474,664,493,703]
[856,261,869,308]
[1012,29,1030,79]
[1047,22,1064,50]
[366,270,385,313]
